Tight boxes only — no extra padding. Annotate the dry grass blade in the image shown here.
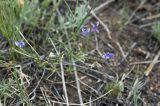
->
[116,41,126,60]
[125,0,147,25]
[142,14,160,21]
[49,90,112,105]
[144,50,160,76]
[29,69,45,100]
[74,70,83,105]
[79,79,98,94]
[130,60,160,65]
[93,0,115,14]
[60,56,69,106]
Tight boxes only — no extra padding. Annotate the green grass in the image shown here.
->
[152,21,160,42]
[0,0,90,105]
[106,77,124,97]
[131,78,143,106]
[0,0,151,105]
[0,79,14,105]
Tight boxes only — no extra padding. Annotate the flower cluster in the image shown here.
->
[102,52,114,59]
[91,22,99,33]
[14,40,26,48]
[81,26,90,36]
[81,22,114,60]
[81,22,99,36]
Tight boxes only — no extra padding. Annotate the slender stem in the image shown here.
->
[60,54,69,106]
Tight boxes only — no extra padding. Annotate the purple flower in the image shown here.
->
[15,40,25,48]
[102,52,114,59]
[81,26,90,36]
[91,22,99,33]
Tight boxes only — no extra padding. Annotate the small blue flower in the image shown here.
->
[81,26,90,36]
[91,22,99,33]
[102,52,114,59]
[15,40,26,48]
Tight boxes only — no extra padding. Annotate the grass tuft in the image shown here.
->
[106,80,124,96]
